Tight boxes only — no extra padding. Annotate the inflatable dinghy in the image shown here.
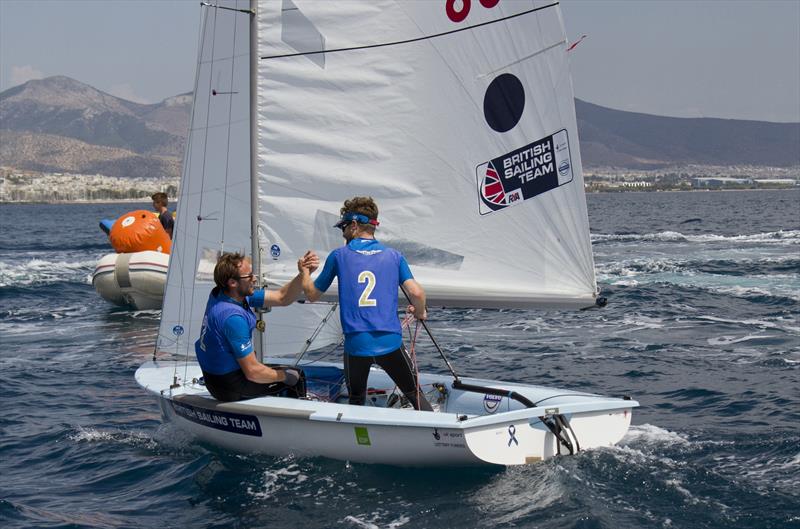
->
[92,210,170,309]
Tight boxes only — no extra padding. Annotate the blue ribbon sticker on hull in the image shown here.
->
[170,400,263,437]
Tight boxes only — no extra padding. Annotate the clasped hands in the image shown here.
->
[297,250,319,274]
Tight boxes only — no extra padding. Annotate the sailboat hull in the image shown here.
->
[137,359,636,467]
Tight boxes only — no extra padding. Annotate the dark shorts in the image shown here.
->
[201,367,305,402]
[344,347,433,411]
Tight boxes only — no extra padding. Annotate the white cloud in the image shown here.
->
[108,83,151,104]
[11,65,44,86]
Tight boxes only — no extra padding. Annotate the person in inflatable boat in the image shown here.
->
[151,192,174,239]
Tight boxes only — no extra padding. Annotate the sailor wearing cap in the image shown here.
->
[300,196,432,411]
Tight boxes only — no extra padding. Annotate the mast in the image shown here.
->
[249,0,264,361]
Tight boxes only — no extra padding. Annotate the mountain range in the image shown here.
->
[1,76,798,179]
[0,76,189,179]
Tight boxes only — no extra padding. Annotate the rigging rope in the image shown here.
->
[291,302,340,367]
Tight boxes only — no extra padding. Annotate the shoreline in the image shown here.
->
[2,187,797,205]
[585,187,799,194]
[0,198,170,205]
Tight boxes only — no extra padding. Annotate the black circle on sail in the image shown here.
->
[483,73,525,133]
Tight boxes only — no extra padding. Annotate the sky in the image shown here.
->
[1,0,798,122]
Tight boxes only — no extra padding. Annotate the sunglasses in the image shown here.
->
[235,273,255,281]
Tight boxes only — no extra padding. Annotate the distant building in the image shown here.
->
[754,179,799,186]
[691,177,753,188]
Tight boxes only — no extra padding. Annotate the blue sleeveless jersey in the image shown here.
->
[339,243,402,334]
[315,239,414,356]
[194,289,258,375]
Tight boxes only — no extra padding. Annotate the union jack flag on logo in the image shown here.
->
[477,161,522,214]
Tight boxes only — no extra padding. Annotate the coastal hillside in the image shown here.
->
[0,76,189,179]
[576,99,800,168]
[1,76,798,178]
[0,130,180,179]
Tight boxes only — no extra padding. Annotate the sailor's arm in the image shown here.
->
[402,278,427,320]
[302,251,335,302]
[264,273,304,307]
[262,251,319,307]
[237,353,290,384]
[223,315,290,383]
[301,268,323,302]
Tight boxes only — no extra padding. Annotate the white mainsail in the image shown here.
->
[257,0,597,310]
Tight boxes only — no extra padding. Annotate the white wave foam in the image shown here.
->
[68,426,157,449]
[616,314,666,332]
[598,444,682,474]
[595,257,689,280]
[623,424,691,446]
[468,464,565,524]
[0,303,91,322]
[0,255,99,287]
[343,514,410,529]
[597,263,800,301]
[664,479,702,505]
[712,447,800,497]
[249,463,304,499]
[592,229,800,245]
[710,284,800,302]
[707,334,774,346]
[592,231,688,243]
[697,315,793,330]
[596,255,800,281]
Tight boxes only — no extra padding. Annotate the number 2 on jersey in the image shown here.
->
[358,271,377,307]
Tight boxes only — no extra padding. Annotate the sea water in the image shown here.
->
[1,190,798,529]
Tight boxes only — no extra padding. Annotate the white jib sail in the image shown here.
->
[157,0,341,358]
[256,0,597,311]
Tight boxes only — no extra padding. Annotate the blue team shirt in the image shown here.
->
[314,238,413,356]
[195,289,266,375]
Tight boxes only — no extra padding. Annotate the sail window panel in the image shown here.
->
[381,238,465,271]
[281,0,326,68]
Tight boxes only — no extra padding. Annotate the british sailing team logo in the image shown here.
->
[477,129,574,215]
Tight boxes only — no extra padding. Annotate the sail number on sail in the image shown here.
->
[446,0,500,23]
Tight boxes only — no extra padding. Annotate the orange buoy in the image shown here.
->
[108,210,171,254]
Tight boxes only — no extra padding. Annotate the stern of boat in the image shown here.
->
[462,399,637,465]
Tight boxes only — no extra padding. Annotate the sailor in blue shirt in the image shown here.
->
[301,196,433,411]
[195,251,318,402]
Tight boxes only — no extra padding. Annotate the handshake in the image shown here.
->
[297,250,319,274]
